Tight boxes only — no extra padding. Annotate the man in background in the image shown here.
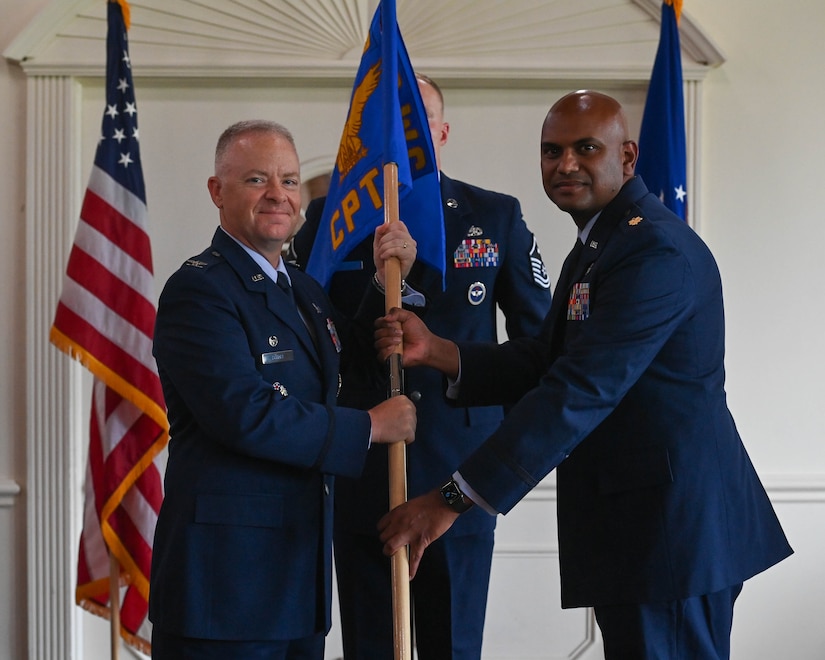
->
[292,75,552,659]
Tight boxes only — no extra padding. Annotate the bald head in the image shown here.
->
[547,90,630,140]
[540,90,638,228]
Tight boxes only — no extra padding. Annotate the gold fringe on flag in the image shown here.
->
[111,0,131,31]
[665,0,683,23]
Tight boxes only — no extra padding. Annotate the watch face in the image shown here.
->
[444,487,460,505]
[440,479,471,513]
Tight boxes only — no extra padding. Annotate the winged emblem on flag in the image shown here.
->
[336,62,381,178]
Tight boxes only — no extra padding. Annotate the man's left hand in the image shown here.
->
[378,489,460,579]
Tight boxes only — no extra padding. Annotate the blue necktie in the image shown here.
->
[277,271,319,349]
[276,271,296,306]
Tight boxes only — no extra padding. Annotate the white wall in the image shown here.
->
[2,1,824,658]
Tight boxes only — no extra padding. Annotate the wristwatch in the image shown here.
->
[439,478,473,514]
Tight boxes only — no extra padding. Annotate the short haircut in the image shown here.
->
[414,72,445,110]
[214,120,295,173]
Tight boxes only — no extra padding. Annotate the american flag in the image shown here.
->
[49,0,168,652]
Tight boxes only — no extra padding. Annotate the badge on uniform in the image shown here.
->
[529,237,550,288]
[262,350,294,365]
[567,282,590,321]
[454,238,499,268]
[467,282,486,305]
[326,318,342,353]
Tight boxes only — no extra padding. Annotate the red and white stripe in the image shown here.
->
[51,164,168,653]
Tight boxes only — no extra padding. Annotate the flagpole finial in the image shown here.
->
[666,0,683,23]
[111,0,131,31]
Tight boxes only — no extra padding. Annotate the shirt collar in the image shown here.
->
[220,227,289,285]
[578,211,601,245]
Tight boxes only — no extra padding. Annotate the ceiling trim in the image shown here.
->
[4,0,724,82]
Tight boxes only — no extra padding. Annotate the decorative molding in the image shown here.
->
[632,0,725,67]
[0,479,21,507]
[526,473,825,503]
[4,0,724,82]
[762,473,825,503]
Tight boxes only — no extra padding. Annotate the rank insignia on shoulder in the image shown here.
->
[628,216,643,226]
[184,259,208,269]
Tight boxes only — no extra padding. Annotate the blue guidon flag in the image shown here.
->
[305,0,445,288]
[637,0,688,221]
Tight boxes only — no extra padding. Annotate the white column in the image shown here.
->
[685,78,702,233]
[26,74,85,660]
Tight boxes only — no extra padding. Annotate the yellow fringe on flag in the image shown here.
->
[112,0,131,31]
[665,0,683,23]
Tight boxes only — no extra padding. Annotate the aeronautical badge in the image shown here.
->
[326,318,342,353]
[529,237,550,288]
[272,382,288,397]
[468,282,486,305]
[567,282,590,320]
[467,225,483,236]
[454,239,499,268]
[628,216,643,226]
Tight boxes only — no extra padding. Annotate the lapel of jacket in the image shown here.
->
[290,271,339,378]
[545,177,648,355]
[211,229,323,368]
[407,173,470,296]
[567,176,649,287]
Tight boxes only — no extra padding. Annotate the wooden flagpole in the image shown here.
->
[109,553,121,659]
[383,162,412,660]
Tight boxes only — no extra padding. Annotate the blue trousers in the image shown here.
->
[594,583,744,660]
[151,629,324,660]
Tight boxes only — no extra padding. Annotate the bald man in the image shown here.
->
[375,91,792,659]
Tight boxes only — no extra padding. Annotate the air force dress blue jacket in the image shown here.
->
[150,228,373,640]
[454,177,792,607]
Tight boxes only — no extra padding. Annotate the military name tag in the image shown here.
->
[261,350,294,365]
[567,283,590,321]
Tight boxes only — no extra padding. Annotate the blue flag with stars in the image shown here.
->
[637,0,688,221]
[305,0,445,289]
